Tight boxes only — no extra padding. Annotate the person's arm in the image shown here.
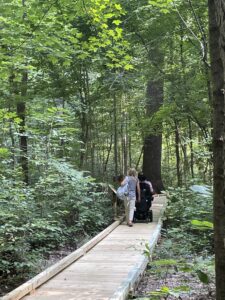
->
[146,180,154,194]
[121,176,128,186]
[136,180,141,202]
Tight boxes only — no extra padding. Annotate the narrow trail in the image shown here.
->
[2,195,167,300]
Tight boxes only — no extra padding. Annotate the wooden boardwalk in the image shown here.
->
[2,195,167,300]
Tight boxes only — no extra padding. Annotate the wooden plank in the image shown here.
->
[1,218,123,300]
[22,290,112,300]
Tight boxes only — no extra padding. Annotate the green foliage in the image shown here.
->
[138,186,214,300]
[164,186,213,255]
[148,285,190,299]
[148,0,175,14]
[140,253,213,299]
[151,259,178,266]
[143,242,151,260]
[148,256,213,285]
[196,269,210,284]
[191,219,213,230]
[0,160,113,295]
[0,171,38,291]
[0,148,9,159]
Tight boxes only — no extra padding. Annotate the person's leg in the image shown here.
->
[124,198,129,224]
[128,198,135,226]
[147,198,152,210]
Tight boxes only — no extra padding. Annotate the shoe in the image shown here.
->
[128,223,133,227]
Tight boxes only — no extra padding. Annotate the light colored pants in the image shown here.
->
[124,197,136,223]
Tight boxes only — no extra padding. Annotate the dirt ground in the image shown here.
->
[133,267,215,300]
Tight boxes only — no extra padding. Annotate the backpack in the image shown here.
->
[116,183,129,201]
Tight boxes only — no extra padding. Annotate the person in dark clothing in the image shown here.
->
[133,173,153,222]
[137,173,153,210]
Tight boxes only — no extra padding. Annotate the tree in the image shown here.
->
[143,79,164,192]
[208,0,225,299]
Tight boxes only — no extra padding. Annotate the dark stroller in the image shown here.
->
[133,181,153,222]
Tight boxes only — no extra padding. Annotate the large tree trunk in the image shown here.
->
[143,135,163,193]
[143,80,164,193]
[208,1,225,299]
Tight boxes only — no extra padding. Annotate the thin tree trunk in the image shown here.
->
[123,112,128,175]
[174,120,182,187]
[165,131,171,178]
[9,109,16,169]
[16,0,29,184]
[103,134,113,174]
[129,132,132,167]
[59,98,65,158]
[91,142,95,176]
[188,118,194,178]
[113,94,118,175]
[180,141,188,186]
[135,146,143,171]
[120,116,124,174]
[17,71,28,184]
[78,66,90,169]
[78,88,88,169]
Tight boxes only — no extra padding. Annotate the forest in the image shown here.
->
[0,0,225,299]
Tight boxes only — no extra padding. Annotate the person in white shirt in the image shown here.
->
[121,168,140,227]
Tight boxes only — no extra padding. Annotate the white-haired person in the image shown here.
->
[120,168,140,227]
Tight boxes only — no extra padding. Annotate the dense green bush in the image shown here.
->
[0,160,113,296]
[163,186,213,256]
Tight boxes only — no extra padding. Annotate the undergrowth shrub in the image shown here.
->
[137,186,215,300]
[164,186,213,255]
[0,159,113,296]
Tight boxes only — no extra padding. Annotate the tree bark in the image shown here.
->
[79,91,88,169]
[174,120,182,187]
[143,80,164,193]
[188,118,194,178]
[78,66,90,169]
[208,0,225,299]
[103,134,113,174]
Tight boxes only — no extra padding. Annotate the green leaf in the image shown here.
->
[115,4,122,10]
[112,20,122,25]
[0,148,9,158]
[152,259,178,266]
[196,269,210,284]
[191,219,213,229]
